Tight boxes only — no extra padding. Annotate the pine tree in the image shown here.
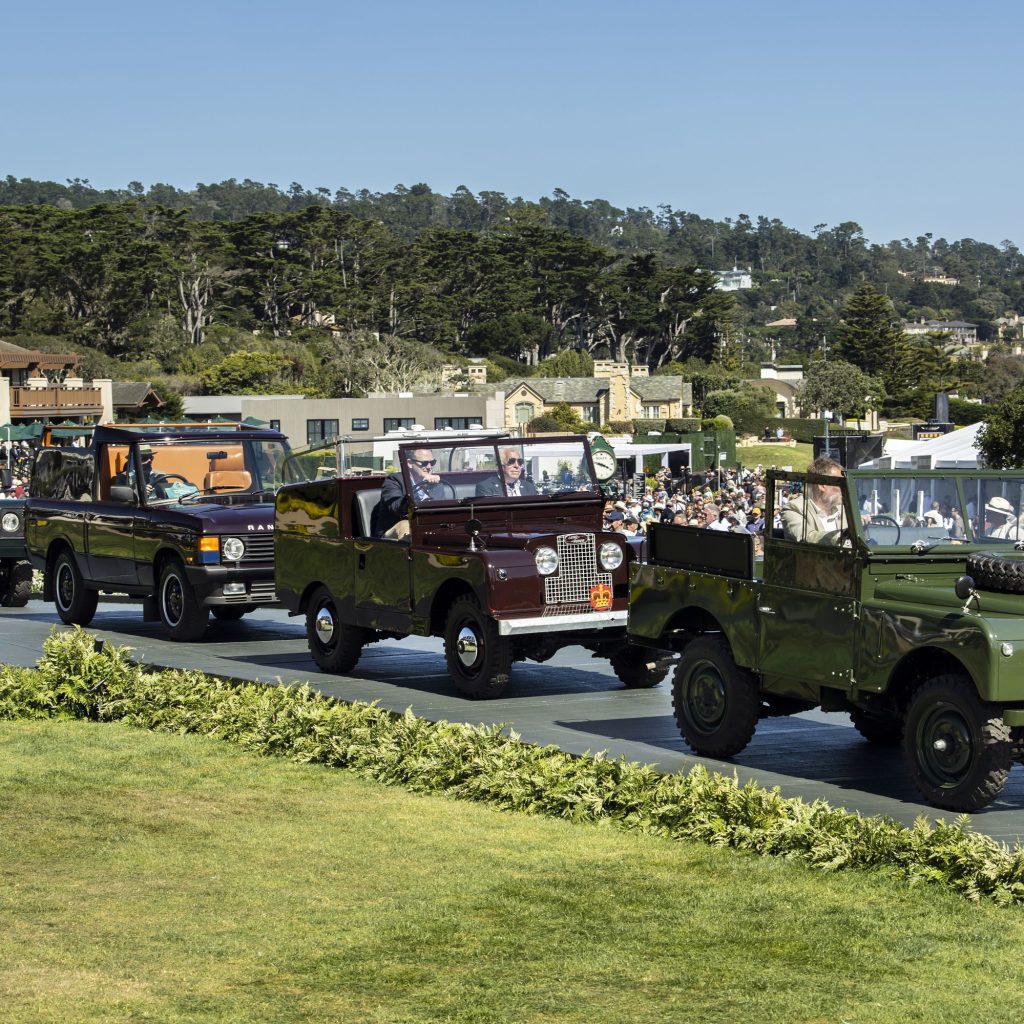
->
[834,283,909,390]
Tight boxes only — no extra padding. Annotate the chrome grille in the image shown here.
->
[544,533,611,606]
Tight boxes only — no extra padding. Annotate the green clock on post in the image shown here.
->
[589,435,618,483]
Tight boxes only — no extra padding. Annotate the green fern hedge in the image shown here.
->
[4,627,1024,907]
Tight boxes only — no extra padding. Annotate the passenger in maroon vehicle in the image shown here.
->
[475,444,538,497]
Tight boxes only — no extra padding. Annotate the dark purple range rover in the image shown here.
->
[26,424,290,640]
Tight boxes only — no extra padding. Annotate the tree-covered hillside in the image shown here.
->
[1,176,1022,415]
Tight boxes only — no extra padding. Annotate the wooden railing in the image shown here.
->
[9,386,104,417]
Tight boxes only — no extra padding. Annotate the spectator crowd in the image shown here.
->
[0,441,35,498]
[603,465,772,552]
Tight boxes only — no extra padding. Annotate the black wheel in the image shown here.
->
[903,674,1012,811]
[306,586,365,673]
[849,707,903,746]
[53,549,98,626]
[966,552,1024,595]
[672,636,760,757]
[211,605,246,621]
[443,595,513,699]
[1,559,32,607]
[158,560,209,641]
[609,647,671,689]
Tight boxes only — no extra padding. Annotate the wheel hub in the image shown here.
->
[315,607,335,645]
[686,663,727,732]
[56,565,73,608]
[163,577,184,625]
[456,626,481,668]
[921,708,973,784]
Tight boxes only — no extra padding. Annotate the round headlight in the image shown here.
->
[222,537,245,561]
[535,546,559,575]
[1,512,19,533]
[599,542,624,571]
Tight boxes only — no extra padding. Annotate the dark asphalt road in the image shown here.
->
[5,600,1024,844]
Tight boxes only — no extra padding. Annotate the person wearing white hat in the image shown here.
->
[984,496,1017,539]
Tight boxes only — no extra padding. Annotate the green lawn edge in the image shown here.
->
[4,626,1024,907]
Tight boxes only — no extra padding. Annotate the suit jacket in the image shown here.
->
[780,494,846,545]
[474,474,538,498]
[375,471,448,536]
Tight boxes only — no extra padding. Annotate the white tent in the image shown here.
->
[608,441,693,477]
[857,422,983,470]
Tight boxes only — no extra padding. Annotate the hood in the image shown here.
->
[160,502,276,533]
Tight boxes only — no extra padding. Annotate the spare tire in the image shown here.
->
[965,551,1024,594]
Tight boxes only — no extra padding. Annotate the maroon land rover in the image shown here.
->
[275,435,670,698]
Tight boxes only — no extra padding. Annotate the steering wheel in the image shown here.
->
[868,514,901,545]
[150,473,192,498]
[434,480,457,501]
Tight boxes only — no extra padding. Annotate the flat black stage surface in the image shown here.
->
[5,602,1024,844]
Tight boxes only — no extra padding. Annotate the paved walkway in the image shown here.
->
[5,601,1024,844]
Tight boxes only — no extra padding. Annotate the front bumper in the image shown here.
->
[496,609,627,636]
[184,564,278,606]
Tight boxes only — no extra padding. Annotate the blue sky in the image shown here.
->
[4,0,1020,248]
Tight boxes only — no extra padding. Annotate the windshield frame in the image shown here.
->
[394,434,601,507]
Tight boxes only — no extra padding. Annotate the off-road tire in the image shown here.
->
[672,635,760,758]
[1,559,32,607]
[53,550,98,626]
[158,560,209,641]
[849,707,903,746]
[903,674,1012,812]
[306,586,365,674]
[444,595,513,699]
[609,647,672,689]
[211,605,247,621]
[966,552,1024,595]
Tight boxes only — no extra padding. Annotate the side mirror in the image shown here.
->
[465,516,483,552]
[108,485,137,504]
[955,574,979,614]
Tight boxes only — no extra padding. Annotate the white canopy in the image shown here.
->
[858,422,983,470]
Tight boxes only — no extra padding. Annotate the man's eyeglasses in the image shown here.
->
[410,459,437,468]
[504,457,525,466]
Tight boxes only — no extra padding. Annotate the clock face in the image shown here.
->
[592,448,618,481]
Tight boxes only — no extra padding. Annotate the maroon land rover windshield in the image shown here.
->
[397,438,599,506]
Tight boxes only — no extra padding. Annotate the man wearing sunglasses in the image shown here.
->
[377,447,447,539]
[475,444,538,498]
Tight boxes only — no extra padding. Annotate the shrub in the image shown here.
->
[667,418,702,433]
[633,418,667,434]
[6,626,1024,907]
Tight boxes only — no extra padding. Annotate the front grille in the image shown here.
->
[544,533,611,606]
[249,581,277,603]
[239,534,274,562]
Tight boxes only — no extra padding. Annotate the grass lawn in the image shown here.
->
[734,442,814,473]
[3,720,1024,1024]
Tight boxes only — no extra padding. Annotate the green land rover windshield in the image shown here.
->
[849,472,1024,548]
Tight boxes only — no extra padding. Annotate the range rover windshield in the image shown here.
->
[399,438,598,506]
[145,438,290,504]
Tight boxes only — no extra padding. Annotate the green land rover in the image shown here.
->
[629,467,1024,811]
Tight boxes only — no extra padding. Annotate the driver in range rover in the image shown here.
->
[139,445,167,499]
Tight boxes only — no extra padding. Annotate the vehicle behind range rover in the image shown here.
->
[26,423,290,640]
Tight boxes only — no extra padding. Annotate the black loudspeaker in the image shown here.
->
[812,433,884,468]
